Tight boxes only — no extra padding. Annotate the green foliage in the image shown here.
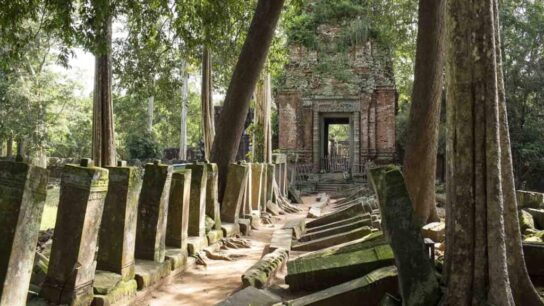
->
[125,132,161,160]
[502,0,544,190]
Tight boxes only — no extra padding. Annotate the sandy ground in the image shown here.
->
[138,196,316,306]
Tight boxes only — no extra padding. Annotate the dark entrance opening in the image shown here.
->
[321,116,351,172]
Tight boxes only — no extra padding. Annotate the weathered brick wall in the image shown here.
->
[278,92,302,150]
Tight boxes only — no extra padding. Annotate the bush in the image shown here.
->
[125,133,161,160]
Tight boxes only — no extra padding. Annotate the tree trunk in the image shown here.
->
[201,47,215,159]
[92,11,116,167]
[494,1,542,304]
[6,136,13,158]
[16,139,25,161]
[211,0,285,201]
[402,0,445,226]
[443,0,542,304]
[253,71,273,164]
[147,95,154,134]
[179,63,189,161]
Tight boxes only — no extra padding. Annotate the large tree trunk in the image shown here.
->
[494,1,542,304]
[6,136,13,158]
[211,0,285,201]
[402,0,445,226]
[92,11,116,167]
[179,63,189,161]
[443,0,542,304]
[201,47,215,159]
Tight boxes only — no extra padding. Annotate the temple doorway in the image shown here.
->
[320,115,353,173]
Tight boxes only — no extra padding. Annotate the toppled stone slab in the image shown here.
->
[306,203,366,229]
[292,227,372,252]
[296,232,386,261]
[421,222,445,243]
[286,244,394,291]
[134,259,171,290]
[305,215,367,234]
[283,217,306,240]
[517,190,544,209]
[286,266,399,306]
[369,166,441,306]
[242,249,289,289]
[270,229,293,252]
[299,219,373,243]
[216,286,282,306]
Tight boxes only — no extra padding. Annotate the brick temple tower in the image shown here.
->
[276,1,397,173]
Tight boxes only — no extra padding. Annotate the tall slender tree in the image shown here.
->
[201,47,215,159]
[443,0,543,304]
[402,0,445,225]
[92,5,116,167]
[211,0,286,200]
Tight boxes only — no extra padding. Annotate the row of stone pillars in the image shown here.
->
[0,154,289,306]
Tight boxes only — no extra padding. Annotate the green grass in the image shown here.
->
[40,187,59,230]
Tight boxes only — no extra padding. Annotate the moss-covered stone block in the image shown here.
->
[242,249,289,289]
[286,244,395,291]
[0,161,48,306]
[92,279,137,306]
[41,163,108,306]
[221,164,249,223]
[166,169,191,252]
[134,259,171,290]
[368,165,441,306]
[186,164,207,238]
[98,165,141,281]
[165,248,188,271]
[135,162,173,262]
[205,163,222,230]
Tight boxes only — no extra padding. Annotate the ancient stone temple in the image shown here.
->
[277,2,397,173]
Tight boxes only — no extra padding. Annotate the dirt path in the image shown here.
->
[139,198,314,306]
